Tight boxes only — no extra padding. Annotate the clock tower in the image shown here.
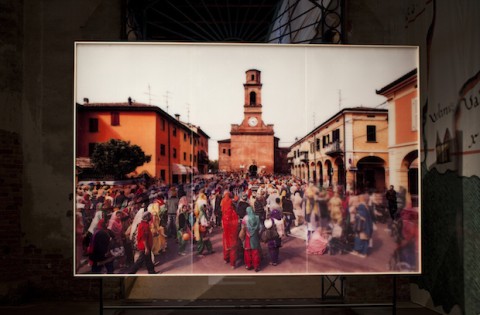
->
[223,69,275,175]
[242,69,263,128]
[233,69,273,132]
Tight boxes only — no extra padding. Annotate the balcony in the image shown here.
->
[300,151,309,163]
[325,141,343,156]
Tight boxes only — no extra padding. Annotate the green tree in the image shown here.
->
[91,139,151,179]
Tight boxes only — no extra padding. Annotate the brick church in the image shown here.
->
[218,69,289,175]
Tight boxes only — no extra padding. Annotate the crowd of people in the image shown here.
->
[75,173,418,274]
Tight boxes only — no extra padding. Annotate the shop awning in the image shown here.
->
[172,164,188,175]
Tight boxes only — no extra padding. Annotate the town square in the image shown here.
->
[74,43,419,276]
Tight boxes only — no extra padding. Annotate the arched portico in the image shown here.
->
[402,150,419,207]
[356,156,386,192]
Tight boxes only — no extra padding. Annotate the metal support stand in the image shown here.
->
[99,278,103,315]
[321,275,345,300]
[393,275,397,315]
[98,276,398,314]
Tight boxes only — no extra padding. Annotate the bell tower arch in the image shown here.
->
[241,69,265,128]
[244,69,262,107]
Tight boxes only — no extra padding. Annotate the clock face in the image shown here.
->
[248,117,258,127]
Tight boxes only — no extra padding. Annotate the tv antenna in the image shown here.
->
[163,90,172,113]
[338,89,343,110]
[143,84,158,105]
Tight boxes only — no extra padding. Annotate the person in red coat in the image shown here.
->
[128,212,158,274]
[221,192,239,269]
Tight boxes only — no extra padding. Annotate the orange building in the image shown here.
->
[376,69,419,206]
[76,99,209,184]
[218,69,287,175]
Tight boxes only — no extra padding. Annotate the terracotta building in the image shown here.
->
[76,99,209,184]
[289,107,389,193]
[376,69,419,207]
[218,69,288,175]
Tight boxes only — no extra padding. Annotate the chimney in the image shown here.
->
[175,114,180,120]
[83,98,89,104]
[128,97,133,105]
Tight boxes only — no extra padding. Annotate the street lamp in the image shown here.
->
[310,137,317,184]
[300,150,309,181]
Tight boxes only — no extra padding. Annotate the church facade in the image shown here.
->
[218,69,287,175]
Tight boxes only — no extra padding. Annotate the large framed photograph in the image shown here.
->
[74,42,420,276]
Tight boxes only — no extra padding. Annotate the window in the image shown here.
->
[411,98,418,131]
[111,112,120,126]
[190,154,192,161]
[250,91,256,106]
[332,129,340,142]
[88,143,97,156]
[310,142,314,153]
[184,133,187,141]
[228,149,231,156]
[173,127,177,137]
[173,148,177,158]
[161,119,165,131]
[223,148,226,154]
[194,155,196,162]
[367,125,376,142]
[160,144,165,156]
[160,170,166,181]
[183,152,186,161]
[322,135,330,147]
[316,138,321,151]
[89,118,98,132]
[251,74,254,80]
[294,151,296,158]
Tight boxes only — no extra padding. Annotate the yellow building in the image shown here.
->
[289,107,389,193]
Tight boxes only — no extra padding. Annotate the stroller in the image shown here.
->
[327,222,351,255]
[389,208,418,271]
[371,192,389,223]
[389,244,415,271]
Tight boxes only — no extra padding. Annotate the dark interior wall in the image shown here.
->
[1,0,123,301]
[2,1,478,314]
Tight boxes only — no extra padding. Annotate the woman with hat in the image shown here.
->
[264,210,283,266]
[176,197,192,256]
[193,193,214,257]
[88,219,114,274]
